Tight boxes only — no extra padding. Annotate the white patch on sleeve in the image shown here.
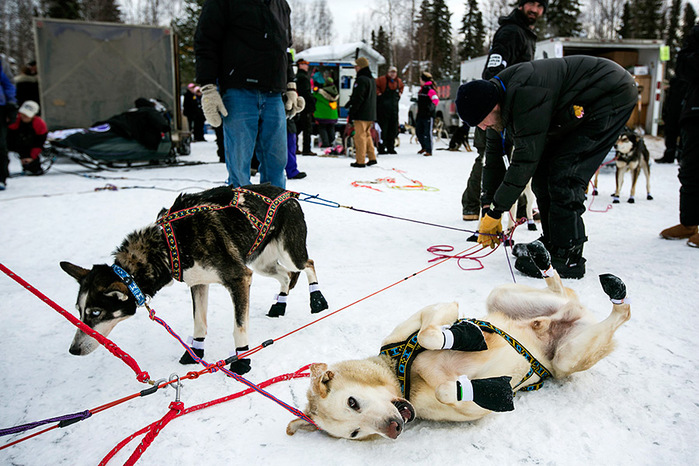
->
[487,54,505,68]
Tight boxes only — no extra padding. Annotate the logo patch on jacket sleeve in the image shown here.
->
[573,105,585,119]
[487,54,505,68]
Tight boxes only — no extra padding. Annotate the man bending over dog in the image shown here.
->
[456,56,637,278]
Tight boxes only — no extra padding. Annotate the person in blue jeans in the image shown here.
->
[194,0,304,188]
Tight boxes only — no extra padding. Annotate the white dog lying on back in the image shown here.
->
[287,241,630,440]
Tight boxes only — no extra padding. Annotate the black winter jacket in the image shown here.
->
[195,0,295,93]
[676,25,699,123]
[482,8,537,80]
[482,56,637,212]
[347,67,376,122]
[296,68,315,114]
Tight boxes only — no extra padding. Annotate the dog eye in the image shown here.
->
[347,397,359,411]
[350,429,359,438]
[90,309,102,317]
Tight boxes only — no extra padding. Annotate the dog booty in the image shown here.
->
[514,255,543,279]
[310,284,328,314]
[525,240,551,270]
[442,321,487,352]
[455,375,514,412]
[229,346,252,375]
[179,347,204,365]
[599,274,627,301]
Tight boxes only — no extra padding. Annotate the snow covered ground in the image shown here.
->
[1,131,697,465]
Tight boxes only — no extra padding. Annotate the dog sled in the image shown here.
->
[46,98,192,170]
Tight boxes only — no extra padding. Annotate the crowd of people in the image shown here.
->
[1,0,694,267]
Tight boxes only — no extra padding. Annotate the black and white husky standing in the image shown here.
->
[60,184,328,374]
[612,127,653,204]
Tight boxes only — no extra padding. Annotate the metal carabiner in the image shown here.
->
[168,373,182,402]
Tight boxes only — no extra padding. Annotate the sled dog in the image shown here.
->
[61,184,328,374]
[613,127,652,203]
[287,242,629,439]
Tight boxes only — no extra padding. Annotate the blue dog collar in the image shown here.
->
[111,264,147,306]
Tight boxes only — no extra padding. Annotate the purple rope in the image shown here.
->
[0,410,91,436]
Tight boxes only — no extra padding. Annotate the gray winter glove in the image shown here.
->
[200,84,228,128]
[285,82,305,119]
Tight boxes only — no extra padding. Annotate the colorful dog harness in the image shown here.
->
[155,188,299,281]
[379,319,552,399]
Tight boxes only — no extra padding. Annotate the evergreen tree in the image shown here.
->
[665,0,682,72]
[83,0,122,22]
[415,0,433,79]
[172,0,205,87]
[545,0,583,37]
[635,0,664,38]
[430,0,454,79]
[45,0,82,19]
[372,26,391,75]
[459,0,486,61]
[682,3,697,42]
[618,1,635,38]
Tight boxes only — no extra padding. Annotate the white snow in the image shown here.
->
[1,130,697,465]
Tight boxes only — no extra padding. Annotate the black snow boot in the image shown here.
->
[550,244,586,279]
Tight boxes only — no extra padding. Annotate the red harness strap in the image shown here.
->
[156,188,298,281]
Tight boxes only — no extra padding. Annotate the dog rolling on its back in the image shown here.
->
[60,184,328,375]
[613,127,653,203]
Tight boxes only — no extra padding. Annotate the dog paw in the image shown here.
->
[592,189,599,195]
[526,240,551,270]
[599,274,626,301]
[647,194,654,200]
[527,223,538,231]
[466,233,478,243]
[229,358,252,375]
[179,348,204,365]
[310,290,328,314]
[267,302,286,318]
[628,197,635,204]
[444,320,487,352]
[612,198,620,204]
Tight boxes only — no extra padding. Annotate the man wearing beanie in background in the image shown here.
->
[461,0,546,221]
[456,56,637,279]
[346,57,377,168]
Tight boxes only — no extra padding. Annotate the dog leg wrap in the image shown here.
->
[612,195,620,204]
[179,337,205,364]
[267,294,287,318]
[309,283,328,314]
[441,321,487,351]
[228,346,251,375]
[469,376,515,412]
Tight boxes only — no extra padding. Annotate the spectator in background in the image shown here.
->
[346,56,377,168]
[660,24,699,248]
[14,60,40,110]
[295,59,317,155]
[461,0,545,221]
[1,56,18,190]
[313,75,339,149]
[194,0,303,189]
[191,86,206,141]
[182,83,198,134]
[375,66,404,154]
[285,114,307,180]
[415,71,439,157]
[657,75,687,164]
[7,100,47,176]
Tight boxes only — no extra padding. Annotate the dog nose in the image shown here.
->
[386,420,402,439]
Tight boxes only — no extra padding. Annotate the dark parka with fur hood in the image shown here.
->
[482,56,637,213]
[194,0,295,92]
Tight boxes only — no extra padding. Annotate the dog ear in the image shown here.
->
[310,363,334,398]
[105,281,130,301]
[286,417,317,436]
[60,262,90,282]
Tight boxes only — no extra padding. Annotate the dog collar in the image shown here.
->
[111,264,147,306]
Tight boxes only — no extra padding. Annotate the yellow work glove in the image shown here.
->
[200,84,228,128]
[477,212,502,249]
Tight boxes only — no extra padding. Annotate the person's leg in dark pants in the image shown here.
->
[0,108,9,187]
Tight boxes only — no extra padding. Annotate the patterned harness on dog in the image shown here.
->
[379,318,552,399]
[155,188,299,282]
